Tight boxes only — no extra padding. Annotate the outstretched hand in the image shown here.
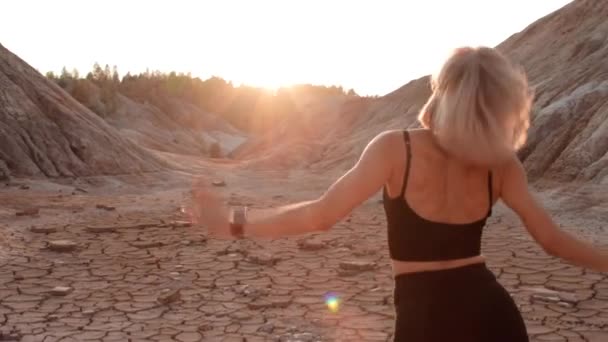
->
[183,178,233,239]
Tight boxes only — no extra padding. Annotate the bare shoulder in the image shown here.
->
[365,129,405,152]
[370,128,431,147]
[497,154,530,203]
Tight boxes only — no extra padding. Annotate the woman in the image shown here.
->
[187,47,608,341]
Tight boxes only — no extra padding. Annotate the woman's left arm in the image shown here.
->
[190,131,396,239]
[245,131,395,238]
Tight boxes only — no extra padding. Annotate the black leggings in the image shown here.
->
[393,263,528,342]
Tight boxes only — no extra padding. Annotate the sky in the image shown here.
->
[1,0,571,96]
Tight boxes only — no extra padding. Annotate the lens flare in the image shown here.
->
[324,292,340,313]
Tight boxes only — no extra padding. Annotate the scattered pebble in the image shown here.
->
[339,260,376,272]
[30,226,57,234]
[50,286,73,296]
[247,252,279,266]
[258,323,275,333]
[171,221,192,228]
[95,204,116,211]
[297,239,327,251]
[86,225,117,233]
[131,241,163,249]
[198,324,213,333]
[157,288,181,304]
[212,180,226,187]
[48,240,78,252]
[82,309,96,316]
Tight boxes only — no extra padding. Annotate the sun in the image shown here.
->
[244,74,295,93]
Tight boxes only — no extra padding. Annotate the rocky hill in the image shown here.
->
[2,0,606,186]
[243,0,608,185]
[0,43,168,179]
[74,80,247,157]
[498,0,608,183]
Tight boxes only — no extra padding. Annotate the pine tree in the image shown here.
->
[112,65,120,85]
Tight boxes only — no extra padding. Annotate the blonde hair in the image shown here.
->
[418,47,532,166]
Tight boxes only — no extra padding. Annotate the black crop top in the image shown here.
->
[382,131,492,261]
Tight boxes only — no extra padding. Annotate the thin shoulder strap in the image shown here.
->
[487,171,493,216]
[400,130,412,197]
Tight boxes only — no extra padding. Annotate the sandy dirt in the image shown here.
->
[0,168,606,342]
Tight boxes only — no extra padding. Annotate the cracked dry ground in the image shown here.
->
[0,185,607,342]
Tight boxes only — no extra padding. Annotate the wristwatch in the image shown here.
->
[229,206,247,238]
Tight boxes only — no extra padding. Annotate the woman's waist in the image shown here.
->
[392,255,487,278]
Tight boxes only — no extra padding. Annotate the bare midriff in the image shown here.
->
[392,254,486,276]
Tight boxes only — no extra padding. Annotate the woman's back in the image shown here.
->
[384,129,496,274]
[385,129,496,225]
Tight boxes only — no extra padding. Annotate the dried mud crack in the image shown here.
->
[0,189,607,342]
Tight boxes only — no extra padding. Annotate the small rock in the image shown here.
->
[270,296,292,308]
[50,286,73,296]
[86,225,116,233]
[237,285,268,299]
[198,324,213,332]
[131,241,163,249]
[258,323,275,333]
[557,292,579,304]
[531,293,561,304]
[339,261,376,272]
[171,221,192,228]
[353,248,376,257]
[247,252,279,266]
[212,180,226,187]
[231,311,251,320]
[297,239,327,251]
[95,204,116,211]
[82,309,96,316]
[293,332,315,342]
[157,288,181,304]
[19,184,30,190]
[48,240,78,252]
[30,226,57,234]
[46,314,60,322]
[16,208,39,217]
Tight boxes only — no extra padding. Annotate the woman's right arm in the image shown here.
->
[500,157,608,272]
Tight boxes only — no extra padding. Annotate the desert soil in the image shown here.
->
[0,170,606,342]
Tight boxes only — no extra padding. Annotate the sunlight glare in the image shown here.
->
[0,0,573,96]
